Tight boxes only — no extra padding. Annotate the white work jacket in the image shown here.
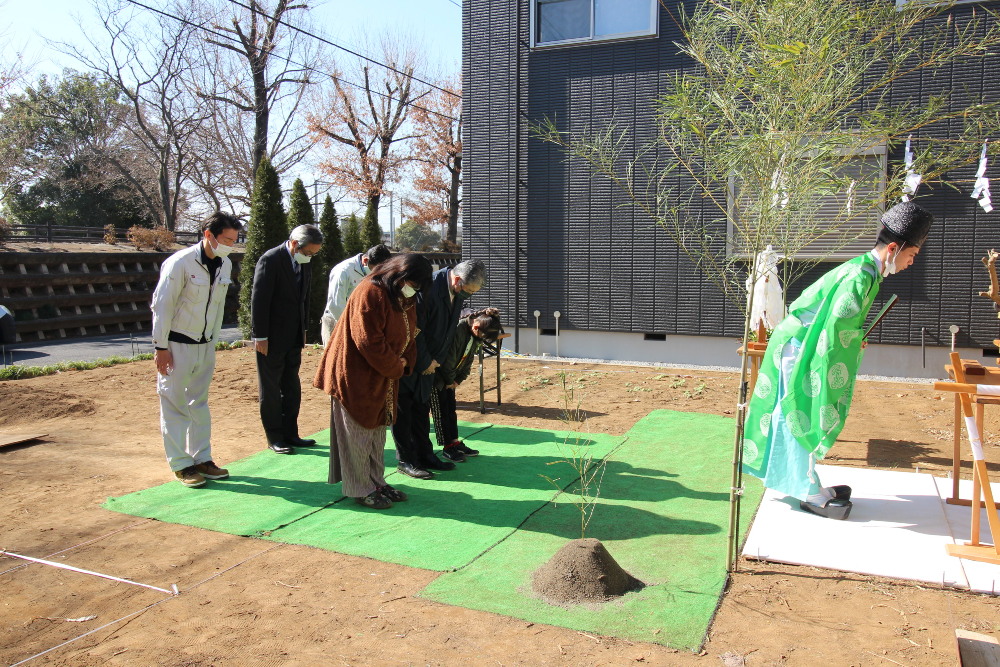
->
[151,243,233,348]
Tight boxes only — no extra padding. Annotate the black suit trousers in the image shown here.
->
[392,384,434,466]
[256,346,302,443]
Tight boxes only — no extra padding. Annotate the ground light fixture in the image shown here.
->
[554,311,561,357]
[533,310,541,355]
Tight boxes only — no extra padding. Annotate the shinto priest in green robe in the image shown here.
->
[742,202,933,513]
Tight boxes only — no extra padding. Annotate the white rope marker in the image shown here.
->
[0,549,177,595]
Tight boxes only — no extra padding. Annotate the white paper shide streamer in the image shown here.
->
[901,136,922,202]
[963,415,986,461]
[971,141,993,213]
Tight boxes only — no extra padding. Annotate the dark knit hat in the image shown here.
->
[880,202,933,247]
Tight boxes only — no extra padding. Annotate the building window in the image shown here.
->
[533,0,658,47]
[727,145,887,261]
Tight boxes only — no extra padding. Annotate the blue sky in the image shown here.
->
[3,0,462,228]
[5,0,462,77]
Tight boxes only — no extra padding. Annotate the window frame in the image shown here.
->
[530,0,659,49]
[726,143,888,261]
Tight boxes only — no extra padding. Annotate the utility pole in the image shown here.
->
[389,191,395,248]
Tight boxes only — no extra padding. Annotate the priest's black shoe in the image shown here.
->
[799,498,852,520]
[422,454,456,471]
[290,437,317,447]
[268,442,294,455]
[831,485,852,501]
[397,461,434,479]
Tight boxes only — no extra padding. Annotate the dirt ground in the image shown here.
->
[2,347,999,666]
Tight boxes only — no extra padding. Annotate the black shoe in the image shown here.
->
[289,437,317,447]
[799,498,852,520]
[423,454,456,471]
[831,485,852,501]
[268,442,294,454]
[441,447,466,463]
[379,484,408,502]
[397,461,434,479]
[454,442,479,457]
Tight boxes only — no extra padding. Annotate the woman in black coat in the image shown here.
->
[431,307,503,461]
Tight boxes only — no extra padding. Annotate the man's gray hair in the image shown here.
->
[453,258,487,287]
[290,224,323,246]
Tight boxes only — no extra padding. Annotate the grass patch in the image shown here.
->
[0,354,154,380]
[0,339,245,381]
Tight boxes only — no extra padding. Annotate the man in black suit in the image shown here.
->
[251,224,324,454]
[394,259,486,478]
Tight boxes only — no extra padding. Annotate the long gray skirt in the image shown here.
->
[328,397,388,498]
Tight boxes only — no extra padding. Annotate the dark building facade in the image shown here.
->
[463,0,1000,375]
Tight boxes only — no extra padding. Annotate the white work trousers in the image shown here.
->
[158,341,216,472]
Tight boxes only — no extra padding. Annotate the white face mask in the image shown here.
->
[882,245,902,277]
[401,284,417,298]
[210,235,234,258]
[293,251,312,264]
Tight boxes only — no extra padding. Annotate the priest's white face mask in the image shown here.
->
[882,243,921,277]
[882,245,902,277]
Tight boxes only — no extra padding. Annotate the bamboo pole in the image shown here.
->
[727,253,759,573]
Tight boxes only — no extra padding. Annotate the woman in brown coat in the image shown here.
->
[314,253,432,509]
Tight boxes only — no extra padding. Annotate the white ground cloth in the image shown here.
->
[743,464,1000,594]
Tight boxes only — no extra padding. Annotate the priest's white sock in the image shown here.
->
[806,487,834,505]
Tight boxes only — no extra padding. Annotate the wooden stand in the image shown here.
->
[737,322,770,397]
[944,361,1000,510]
[478,332,511,414]
[934,352,1000,566]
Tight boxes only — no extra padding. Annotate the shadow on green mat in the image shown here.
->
[103,409,759,652]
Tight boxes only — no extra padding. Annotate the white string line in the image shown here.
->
[8,594,175,667]
[0,550,176,595]
[0,519,151,577]
[7,542,285,667]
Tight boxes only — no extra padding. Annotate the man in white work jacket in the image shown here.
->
[319,244,391,344]
[151,212,242,488]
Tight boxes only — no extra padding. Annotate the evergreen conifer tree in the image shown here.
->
[286,177,315,232]
[361,211,382,248]
[318,196,345,267]
[342,213,363,256]
[238,155,287,337]
[308,196,346,342]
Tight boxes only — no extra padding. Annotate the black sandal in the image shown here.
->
[831,485,852,501]
[799,498,852,520]
[355,490,392,509]
[378,484,408,502]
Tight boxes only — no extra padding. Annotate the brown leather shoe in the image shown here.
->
[194,461,229,480]
[174,466,206,488]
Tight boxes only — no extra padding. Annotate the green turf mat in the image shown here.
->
[418,409,763,651]
[263,424,626,570]
[103,421,493,535]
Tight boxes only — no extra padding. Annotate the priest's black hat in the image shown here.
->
[880,201,933,247]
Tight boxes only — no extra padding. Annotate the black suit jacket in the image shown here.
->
[251,243,311,352]
[400,267,469,399]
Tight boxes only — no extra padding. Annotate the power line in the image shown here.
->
[228,0,461,99]
[446,0,462,7]
[120,0,460,123]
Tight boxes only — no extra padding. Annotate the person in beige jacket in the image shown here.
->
[151,212,241,488]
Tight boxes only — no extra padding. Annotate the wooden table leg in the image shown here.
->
[495,338,502,407]
[953,393,962,503]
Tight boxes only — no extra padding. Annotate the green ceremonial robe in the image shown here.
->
[742,253,883,494]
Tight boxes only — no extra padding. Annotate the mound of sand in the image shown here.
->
[532,537,644,605]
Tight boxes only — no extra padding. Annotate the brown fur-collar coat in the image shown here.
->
[313,278,416,429]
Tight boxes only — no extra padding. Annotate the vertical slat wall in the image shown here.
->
[465,0,1000,351]
[463,0,527,332]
